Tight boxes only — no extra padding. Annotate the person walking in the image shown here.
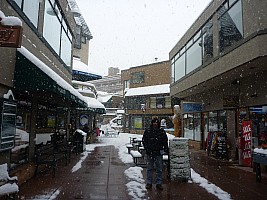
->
[142,117,169,190]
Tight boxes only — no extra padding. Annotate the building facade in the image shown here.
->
[0,0,99,184]
[121,61,173,134]
[170,0,267,159]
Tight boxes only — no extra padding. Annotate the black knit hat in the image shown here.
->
[150,117,160,128]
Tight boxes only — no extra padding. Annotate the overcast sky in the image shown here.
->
[76,0,212,76]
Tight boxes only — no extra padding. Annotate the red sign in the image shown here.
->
[241,121,252,167]
[0,24,22,48]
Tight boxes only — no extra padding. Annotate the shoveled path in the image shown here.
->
[19,146,131,200]
[19,146,267,199]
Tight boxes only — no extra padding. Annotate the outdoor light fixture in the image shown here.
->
[46,2,59,16]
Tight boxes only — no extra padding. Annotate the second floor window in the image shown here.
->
[218,0,243,53]
[43,0,72,68]
[13,0,40,28]
[150,96,171,109]
[131,72,144,84]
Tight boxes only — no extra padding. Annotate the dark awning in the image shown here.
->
[14,47,88,108]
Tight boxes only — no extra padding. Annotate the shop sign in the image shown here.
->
[240,121,252,167]
[80,115,89,126]
[0,24,22,48]
[181,102,202,113]
[223,95,239,108]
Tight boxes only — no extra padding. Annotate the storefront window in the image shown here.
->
[249,106,267,145]
[218,110,227,131]
[184,114,194,140]
[204,113,209,145]
[194,113,201,141]
[131,116,143,129]
[208,111,218,131]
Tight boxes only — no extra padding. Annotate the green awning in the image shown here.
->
[14,47,87,108]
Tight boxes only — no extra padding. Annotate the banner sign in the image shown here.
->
[241,121,252,167]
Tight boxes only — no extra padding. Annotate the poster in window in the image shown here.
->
[47,116,55,127]
[134,117,142,129]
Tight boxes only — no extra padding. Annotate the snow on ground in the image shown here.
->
[28,132,233,200]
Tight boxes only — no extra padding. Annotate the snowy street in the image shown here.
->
[18,133,267,200]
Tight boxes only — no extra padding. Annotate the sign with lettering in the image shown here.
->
[0,24,22,48]
[181,102,202,113]
[241,121,252,167]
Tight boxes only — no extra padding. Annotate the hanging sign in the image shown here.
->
[240,121,252,167]
[0,24,22,48]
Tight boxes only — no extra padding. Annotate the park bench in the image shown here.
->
[252,151,267,182]
[34,140,70,178]
[11,144,29,164]
[0,163,19,199]
[130,150,143,166]
[126,144,133,154]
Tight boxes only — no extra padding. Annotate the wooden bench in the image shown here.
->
[0,163,19,199]
[34,141,69,178]
[130,150,143,165]
[11,144,29,164]
[252,152,267,182]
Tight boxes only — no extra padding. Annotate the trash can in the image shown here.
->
[73,129,87,152]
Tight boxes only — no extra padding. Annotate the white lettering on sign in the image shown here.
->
[244,141,251,150]
[244,133,251,141]
[242,150,251,159]
[243,124,251,134]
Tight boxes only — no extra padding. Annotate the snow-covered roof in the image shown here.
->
[72,80,96,88]
[73,57,102,76]
[0,11,22,26]
[97,92,113,103]
[78,89,96,98]
[125,84,170,97]
[17,46,88,106]
[85,97,105,110]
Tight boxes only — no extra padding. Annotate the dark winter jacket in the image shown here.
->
[142,127,168,156]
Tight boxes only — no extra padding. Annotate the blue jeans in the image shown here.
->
[146,155,163,185]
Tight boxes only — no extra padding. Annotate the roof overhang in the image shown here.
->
[14,47,88,108]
